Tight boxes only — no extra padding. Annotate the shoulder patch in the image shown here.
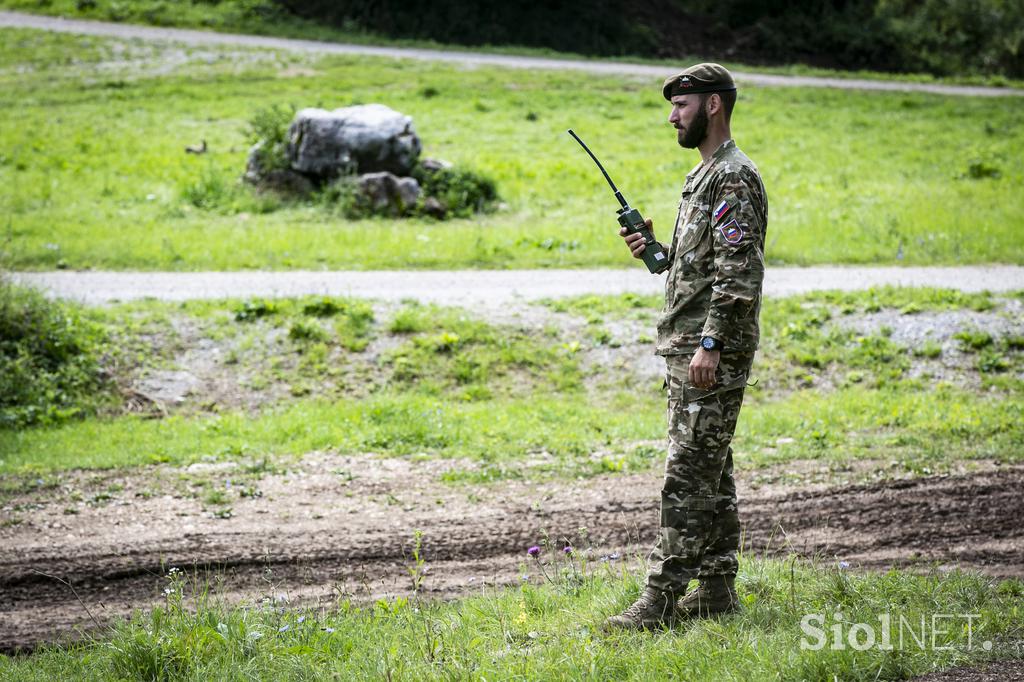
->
[712,193,739,224]
[718,219,744,244]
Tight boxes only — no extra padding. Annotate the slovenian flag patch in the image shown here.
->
[713,199,731,222]
[719,219,744,244]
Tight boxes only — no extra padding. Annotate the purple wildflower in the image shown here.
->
[527,545,541,557]
[562,546,573,554]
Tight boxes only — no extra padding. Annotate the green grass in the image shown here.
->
[2,288,1021,481]
[132,295,584,402]
[740,386,1023,470]
[1,285,1021,678]
[0,393,663,473]
[1,29,1023,270]
[544,287,1003,319]
[2,383,1019,479]
[2,557,1021,680]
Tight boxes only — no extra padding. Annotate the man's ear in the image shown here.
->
[707,93,722,116]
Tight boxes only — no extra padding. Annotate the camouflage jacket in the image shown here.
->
[656,139,767,355]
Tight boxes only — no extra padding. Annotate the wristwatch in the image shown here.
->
[700,336,724,352]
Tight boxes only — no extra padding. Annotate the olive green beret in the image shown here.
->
[662,63,736,100]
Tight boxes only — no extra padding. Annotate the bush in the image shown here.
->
[682,0,1024,78]
[272,0,1024,79]
[273,0,658,57]
[288,319,328,342]
[244,103,296,174]
[874,0,1024,79]
[320,163,499,220]
[234,299,277,322]
[318,175,367,218]
[0,277,112,428]
[412,163,498,218]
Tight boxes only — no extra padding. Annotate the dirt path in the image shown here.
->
[2,456,1021,653]
[2,11,1022,98]
[14,265,1024,305]
[912,660,1024,681]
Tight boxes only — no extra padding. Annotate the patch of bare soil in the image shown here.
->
[911,659,1024,681]
[835,299,1024,390]
[2,457,1022,654]
[110,296,1022,419]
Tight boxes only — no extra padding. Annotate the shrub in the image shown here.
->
[334,301,375,352]
[234,299,277,322]
[0,277,112,427]
[320,163,499,220]
[274,0,658,57]
[960,160,1002,180]
[273,0,1024,79]
[244,104,296,174]
[288,319,329,342]
[318,175,371,219]
[412,163,498,218]
[302,297,342,317]
[388,306,430,334]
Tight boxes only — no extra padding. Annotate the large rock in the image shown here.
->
[288,104,421,179]
[357,172,421,215]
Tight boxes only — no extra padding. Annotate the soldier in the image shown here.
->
[606,63,767,630]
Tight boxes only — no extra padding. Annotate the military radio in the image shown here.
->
[567,129,669,274]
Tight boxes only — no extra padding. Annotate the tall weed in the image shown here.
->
[0,276,113,427]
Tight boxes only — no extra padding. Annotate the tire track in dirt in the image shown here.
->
[2,463,1022,653]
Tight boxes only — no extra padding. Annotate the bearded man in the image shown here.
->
[607,63,767,630]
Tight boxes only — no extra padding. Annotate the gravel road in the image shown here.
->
[14,266,1024,305]
[2,11,1021,98]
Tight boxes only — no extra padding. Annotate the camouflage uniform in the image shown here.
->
[646,139,767,593]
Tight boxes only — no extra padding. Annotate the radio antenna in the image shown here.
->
[567,129,627,209]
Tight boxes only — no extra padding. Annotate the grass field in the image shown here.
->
[1,28,1022,270]
[2,287,1021,480]
[2,287,1022,678]
[2,557,1022,680]
[2,9,1022,678]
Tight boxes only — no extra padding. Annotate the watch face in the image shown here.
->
[702,338,714,350]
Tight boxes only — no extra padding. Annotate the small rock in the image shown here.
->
[357,172,421,215]
[420,157,452,173]
[257,169,315,196]
[422,196,446,218]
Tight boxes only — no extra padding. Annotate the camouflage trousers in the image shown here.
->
[646,350,754,593]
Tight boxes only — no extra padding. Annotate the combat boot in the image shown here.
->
[604,586,680,630]
[676,575,739,618]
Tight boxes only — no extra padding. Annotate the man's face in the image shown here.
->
[668,94,708,149]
